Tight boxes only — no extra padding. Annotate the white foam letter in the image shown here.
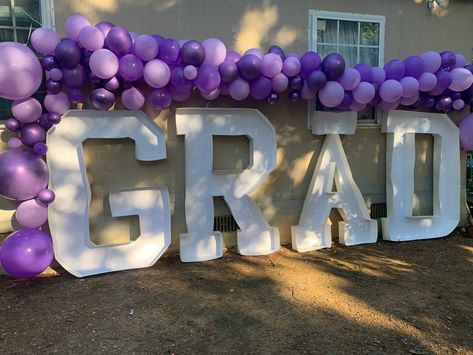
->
[176,108,279,262]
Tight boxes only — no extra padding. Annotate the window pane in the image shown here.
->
[360,22,379,46]
[339,20,358,45]
[14,0,41,27]
[360,47,379,66]
[339,45,357,67]
[0,28,14,41]
[17,29,36,48]
[0,2,12,26]
[317,19,337,43]
[357,107,376,122]
[317,44,337,58]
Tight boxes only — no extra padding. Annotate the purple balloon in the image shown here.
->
[148,87,172,110]
[49,68,63,81]
[307,70,327,91]
[180,40,205,66]
[435,96,453,111]
[418,72,437,92]
[54,39,81,69]
[44,92,71,114]
[200,88,220,101]
[454,54,467,69]
[0,228,53,278]
[20,124,46,147]
[449,68,473,92]
[170,67,191,87]
[403,56,425,78]
[436,71,453,90]
[133,35,158,62]
[300,51,321,76]
[143,59,171,88]
[78,25,105,51]
[400,93,420,106]
[37,188,55,205]
[289,91,301,103]
[96,21,115,38]
[219,60,238,83]
[267,92,279,104]
[282,56,301,77]
[106,26,132,56]
[354,63,373,82]
[170,84,192,102]
[183,65,198,80]
[321,53,345,81]
[421,51,442,73]
[378,99,400,112]
[353,82,376,104]
[338,68,361,91]
[45,79,61,94]
[40,54,58,71]
[380,79,403,103]
[400,76,420,98]
[33,142,48,156]
[11,97,42,124]
[90,88,115,110]
[104,76,120,91]
[453,99,465,111]
[0,43,43,100]
[121,87,145,110]
[202,38,226,66]
[31,28,61,55]
[237,54,262,81]
[68,88,84,104]
[459,113,473,150]
[318,81,344,108]
[195,64,221,92]
[38,114,53,129]
[229,78,250,101]
[65,15,90,41]
[268,45,285,60]
[0,149,48,200]
[440,51,456,69]
[261,53,283,78]
[158,38,181,64]
[5,118,20,132]
[225,51,241,64]
[371,67,386,85]
[244,48,264,59]
[289,75,303,91]
[89,48,119,79]
[118,54,144,82]
[271,73,289,93]
[250,76,272,100]
[384,59,405,81]
[16,198,48,228]
[62,65,85,89]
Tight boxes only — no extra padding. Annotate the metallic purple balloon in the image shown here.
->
[47,112,61,125]
[15,198,48,228]
[237,54,262,81]
[148,87,172,110]
[440,51,456,69]
[266,92,279,104]
[106,26,132,56]
[40,54,59,71]
[37,188,55,205]
[39,114,53,130]
[180,40,205,66]
[0,228,53,278]
[54,39,81,69]
[46,79,61,94]
[90,88,115,110]
[5,118,20,131]
[0,149,48,200]
[20,123,46,147]
[321,53,345,80]
[33,142,48,156]
[307,70,327,91]
[289,74,303,90]
[218,60,238,83]
[290,91,301,102]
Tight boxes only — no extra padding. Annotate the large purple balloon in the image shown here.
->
[237,54,262,81]
[261,53,283,78]
[119,54,144,82]
[0,228,53,278]
[384,59,405,81]
[55,39,81,69]
[300,51,321,76]
[0,149,48,200]
[77,25,105,52]
[0,42,43,100]
[20,124,46,147]
[459,113,473,150]
[106,26,132,56]
[148,87,172,110]
[321,53,345,81]
[121,87,145,110]
[418,72,437,92]
[159,38,180,64]
[31,28,61,55]
[65,15,90,41]
[143,59,170,88]
[195,64,221,93]
[202,38,226,66]
[16,198,48,228]
[133,35,158,61]
[250,76,272,100]
[403,56,425,78]
[90,88,115,110]
[180,40,206,66]
[11,97,42,124]
[318,81,344,108]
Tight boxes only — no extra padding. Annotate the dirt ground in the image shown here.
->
[1,231,473,355]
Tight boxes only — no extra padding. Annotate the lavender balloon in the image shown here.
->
[338,68,361,91]
[459,113,473,150]
[202,38,226,66]
[121,87,145,110]
[282,56,301,77]
[44,92,70,114]
[0,228,53,278]
[106,26,132,56]
[11,97,42,124]
[89,48,119,79]
[421,51,442,73]
[353,82,375,104]
[5,118,20,132]
[380,80,403,103]
[133,35,158,61]
[143,59,171,88]
[16,198,48,228]
[418,72,437,92]
[65,14,90,41]
[0,149,48,200]
[371,67,386,85]
[78,25,105,51]
[400,76,420,98]
[261,53,283,78]
[31,28,61,55]
[183,65,198,80]
[271,73,289,93]
[318,81,344,108]
[229,78,250,101]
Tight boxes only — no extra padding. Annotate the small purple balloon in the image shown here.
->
[104,76,120,91]
[180,40,205,66]
[267,92,279,104]
[33,142,48,156]
[183,65,198,80]
[39,114,52,130]
[54,39,81,69]
[47,113,61,125]
[170,67,191,87]
[5,118,20,132]
[0,149,48,200]
[237,54,262,81]
[90,88,115,110]
[62,65,85,89]
[16,198,48,228]
[321,53,345,81]
[453,99,465,111]
[46,79,61,94]
[290,91,301,103]
[158,38,180,64]
[106,26,132,56]
[8,137,22,149]
[20,123,46,147]
[37,188,55,205]
[289,75,303,91]
[0,228,53,278]
[300,51,321,76]
[148,87,172,110]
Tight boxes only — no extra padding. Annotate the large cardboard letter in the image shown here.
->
[47,110,170,277]
[381,110,460,241]
[176,108,279,262]
[292,111,377,252]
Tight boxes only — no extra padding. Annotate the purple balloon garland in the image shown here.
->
[1,14,473,278]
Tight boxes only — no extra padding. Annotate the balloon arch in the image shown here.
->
[1,14,473,278]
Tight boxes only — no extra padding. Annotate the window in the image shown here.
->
[308,10,385,126]
[0,0,55,120]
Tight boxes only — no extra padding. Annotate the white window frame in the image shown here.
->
[307,10,386,128]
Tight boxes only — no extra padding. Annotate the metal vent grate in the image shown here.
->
[214,215,239,232]
[370,203,387,219]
